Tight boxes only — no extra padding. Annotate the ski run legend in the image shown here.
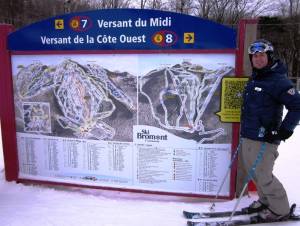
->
[41,17,172,46]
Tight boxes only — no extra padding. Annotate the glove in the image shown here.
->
[264,127,293,143]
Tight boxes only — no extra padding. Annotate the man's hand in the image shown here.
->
[264,127,293,143]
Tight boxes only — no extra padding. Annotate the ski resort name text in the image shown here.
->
[136,130,168,142]
[97,17,172,28]
[40,34,146,45]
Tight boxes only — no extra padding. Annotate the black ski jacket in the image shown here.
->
[240,60,300,143]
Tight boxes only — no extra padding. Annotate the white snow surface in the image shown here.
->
[0,122,300,226]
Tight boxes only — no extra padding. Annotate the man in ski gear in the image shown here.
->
[240,39,300,221]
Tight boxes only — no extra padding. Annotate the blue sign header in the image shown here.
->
[8,9,236,51]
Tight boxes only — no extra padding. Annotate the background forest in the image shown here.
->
[0,0,299,86]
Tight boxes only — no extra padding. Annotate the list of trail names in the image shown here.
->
[17,132,231,196]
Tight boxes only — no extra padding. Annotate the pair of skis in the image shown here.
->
[183,203,300,226]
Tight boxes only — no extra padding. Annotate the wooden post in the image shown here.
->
[235,19,258,197]
[0,24,19,181]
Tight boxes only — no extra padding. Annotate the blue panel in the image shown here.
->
[8,9,236,51]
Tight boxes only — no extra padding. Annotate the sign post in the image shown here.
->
[1,9,242,199]
[0,24,19,181]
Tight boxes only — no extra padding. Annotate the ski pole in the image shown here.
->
[209,138,242,211]
[228,142,267,221]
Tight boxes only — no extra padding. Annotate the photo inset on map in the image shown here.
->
[12,55,138,141]
[23,102,51,133]
[138,54,235,143]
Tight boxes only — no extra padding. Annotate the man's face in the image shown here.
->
[252,52,268,69]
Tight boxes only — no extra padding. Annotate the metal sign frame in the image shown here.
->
[0,9,252,199]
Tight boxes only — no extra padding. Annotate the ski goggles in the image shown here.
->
[248,42,273,54]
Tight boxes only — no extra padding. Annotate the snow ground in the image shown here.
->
[0,122,300,226]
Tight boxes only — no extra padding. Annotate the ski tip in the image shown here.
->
[187,220,202,226]
[183,210,201,219]
[289,204,300,220]
[186,220,193,226]
[290,203,297,216]
[290,203,296,211]
[290,215,300,221]
[183,210,192,219]
[182,210,189,218]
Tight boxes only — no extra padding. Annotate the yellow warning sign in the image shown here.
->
[184,32,194,44]
[216,77,249,123]
[55,19,64,30]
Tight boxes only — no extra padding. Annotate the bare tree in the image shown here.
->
[272,0,300,81]
[276,0,300,16]
[0,0,25,26]
[167,0,194,14]
[258,0,300,84]
[89,0,131,9]
[146,0,167,9]
[193,0,278,25]
[140,0,148,9]
[0,0,91,28]
[194,0,213,19]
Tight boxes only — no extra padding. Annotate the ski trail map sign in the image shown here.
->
[0,9,241,198]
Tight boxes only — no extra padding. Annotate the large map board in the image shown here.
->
[1,9,240,198]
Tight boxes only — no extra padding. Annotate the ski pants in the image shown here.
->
[240,138,290,215]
